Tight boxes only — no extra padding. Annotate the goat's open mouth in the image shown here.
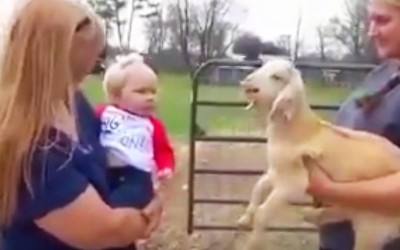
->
[245,101,255,110]
[243,87,259,110]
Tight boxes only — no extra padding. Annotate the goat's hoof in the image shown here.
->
[236,214,253,229]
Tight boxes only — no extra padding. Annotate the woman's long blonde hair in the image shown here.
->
[0,0,96,227]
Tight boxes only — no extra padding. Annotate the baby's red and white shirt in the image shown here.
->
[94,103,175,180]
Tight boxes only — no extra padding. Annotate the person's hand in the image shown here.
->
[157,169,173,183]
[142,195,163,238]
[155,169,174,197]
[304,157,334,201]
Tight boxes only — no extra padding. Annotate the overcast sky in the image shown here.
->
[125,0,346,52]
[237,0,345,42]
[1,0,346,52]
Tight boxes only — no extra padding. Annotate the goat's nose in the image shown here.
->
[245,87,260,94]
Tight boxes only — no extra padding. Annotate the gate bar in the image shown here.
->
[193,225,317,233]
[194,198,312,207]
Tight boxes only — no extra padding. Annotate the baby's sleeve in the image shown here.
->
[16,140,89,222]
[93,103,107,119]
[151,116,175,179]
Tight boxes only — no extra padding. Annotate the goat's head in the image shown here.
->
[240,58,305,124]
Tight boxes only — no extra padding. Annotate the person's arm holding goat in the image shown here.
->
[306,159,400,216]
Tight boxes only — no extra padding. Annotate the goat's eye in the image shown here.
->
[271,74,283,81]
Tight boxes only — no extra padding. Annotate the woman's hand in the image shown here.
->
[142,195,163,238]
[304,158,400,215]
[36,186,152,249]
[304,157,335,202]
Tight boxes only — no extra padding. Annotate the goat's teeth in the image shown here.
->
[245,102,254,110]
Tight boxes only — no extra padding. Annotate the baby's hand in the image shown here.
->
[157,168,173,181]
[154,169,174,200]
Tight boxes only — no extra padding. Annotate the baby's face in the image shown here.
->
[117,64,158,116]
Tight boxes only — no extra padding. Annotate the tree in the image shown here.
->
[92,0,158,50]
[167,0,195,71]
[316,25,327,61]
[232,33,263,60]
[293,12,303,60]
[232,34,288,60]
[275,35,291,56]
[165,0,243,74]
[192,0,240,62]
[324,0,374,62]
[144,2,168,55]
[92,0,127,48]
[261,42,288,56]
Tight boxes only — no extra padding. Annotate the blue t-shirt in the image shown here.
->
[2,92,137,250]
[320,60,400,250]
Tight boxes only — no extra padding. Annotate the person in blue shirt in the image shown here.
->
[0,0,162,249]
[305,0,400,249]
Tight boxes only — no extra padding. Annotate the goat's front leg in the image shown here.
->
[237,172,272,229]
[302,206,349,227]
[246,189,287,250]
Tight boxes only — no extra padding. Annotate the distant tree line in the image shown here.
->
[89,0,379,76]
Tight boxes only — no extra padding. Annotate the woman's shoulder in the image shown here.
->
[364,60,399,86]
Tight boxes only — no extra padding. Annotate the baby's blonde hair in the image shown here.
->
[103,53,145,100]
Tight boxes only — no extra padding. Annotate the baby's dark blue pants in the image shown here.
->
[108,166,155,209]
[107,167,155,250]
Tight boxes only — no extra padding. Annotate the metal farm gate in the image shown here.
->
[186,59,376,235]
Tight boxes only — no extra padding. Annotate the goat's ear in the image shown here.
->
[269,86,295,122]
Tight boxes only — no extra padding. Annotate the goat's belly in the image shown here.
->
[312,130,400,181]
[269,166,310,202]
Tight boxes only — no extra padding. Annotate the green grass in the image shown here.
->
[82,72,352,141]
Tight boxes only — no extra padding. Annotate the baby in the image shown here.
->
[95,53,175,209]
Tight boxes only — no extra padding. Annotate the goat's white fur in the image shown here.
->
[237,59,400,250]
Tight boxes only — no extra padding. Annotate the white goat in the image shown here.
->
[236,59,400,250]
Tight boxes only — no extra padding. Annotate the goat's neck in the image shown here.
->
[267,94,321,142]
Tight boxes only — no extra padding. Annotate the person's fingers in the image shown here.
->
[144,208,162,236]
[144,195,163,215]
[304,157,332,180]
[142,195,163,237]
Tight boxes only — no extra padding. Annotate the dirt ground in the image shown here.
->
[144,137,319,250]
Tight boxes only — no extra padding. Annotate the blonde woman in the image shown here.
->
[0,0,162,250]
[305,0,400,249]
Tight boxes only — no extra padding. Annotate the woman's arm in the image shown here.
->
[35,185,153,250]
[306,160,400,216]
[25,134,162,250]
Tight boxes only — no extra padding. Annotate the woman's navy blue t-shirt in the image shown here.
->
[319,60,400,250]
[1,92,136,250]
